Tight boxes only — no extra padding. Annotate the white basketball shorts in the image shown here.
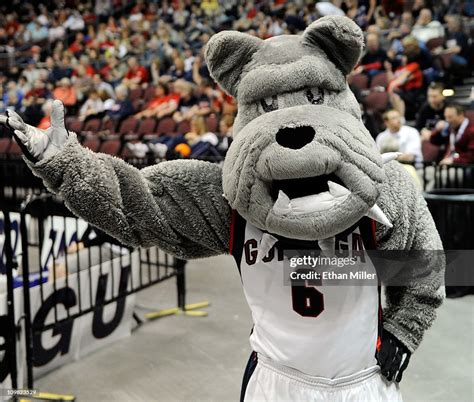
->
[242,353,403,402]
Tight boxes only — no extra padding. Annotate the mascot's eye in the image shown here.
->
[260,95,278,112]
[306,88,324,105]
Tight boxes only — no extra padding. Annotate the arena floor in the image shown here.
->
[36,254,474,402]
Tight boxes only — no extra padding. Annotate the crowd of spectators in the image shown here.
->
[0,0,472,163]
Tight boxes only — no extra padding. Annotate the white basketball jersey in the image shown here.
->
[230,212,381,379]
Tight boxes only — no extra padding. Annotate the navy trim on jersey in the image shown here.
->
[240,351,258,402]
[230,210,248,273]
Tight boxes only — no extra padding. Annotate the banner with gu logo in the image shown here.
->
[30,251,138,379]
[0,212,138,385]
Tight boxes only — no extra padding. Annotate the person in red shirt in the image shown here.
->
[135,83,179,119]
[386,37,425,119]
[123,56,149,88]
[429,104,474,165]
[52,78,77,109]
[68,32,85,55]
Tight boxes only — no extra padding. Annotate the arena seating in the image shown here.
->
[370,72,388,89]
[351,74,369,90]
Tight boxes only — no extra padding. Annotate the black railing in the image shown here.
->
[1,193,186,389]
[417,162,474,190]
[0,210,20,390]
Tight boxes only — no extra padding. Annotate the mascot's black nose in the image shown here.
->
[275,126,315,149]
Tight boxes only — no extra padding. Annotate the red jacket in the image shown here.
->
[430,119,474,164]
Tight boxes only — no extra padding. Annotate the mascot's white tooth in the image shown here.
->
[317,236,336,257]
[366,204,393,228]
[273,190,291,214]
[256,233,278,263]
[291,192,336,214]
[381,152,402,164]
[328,181,350,198]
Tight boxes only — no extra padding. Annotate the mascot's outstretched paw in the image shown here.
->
[0,99,68,163]
[377,328,411,383]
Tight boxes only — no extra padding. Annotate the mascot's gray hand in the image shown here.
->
[0,99,68,163]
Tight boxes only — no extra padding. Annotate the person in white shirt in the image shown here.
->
[78,91,104,121]
[411,8,444,44]
[376,109,423,164]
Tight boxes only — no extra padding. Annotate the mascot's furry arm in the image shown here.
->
[376,162,445,354]
[1,103,231,260]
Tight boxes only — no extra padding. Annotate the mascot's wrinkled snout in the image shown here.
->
[205,16,389,240]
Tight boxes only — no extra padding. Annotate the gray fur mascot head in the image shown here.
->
[205,16,387,240]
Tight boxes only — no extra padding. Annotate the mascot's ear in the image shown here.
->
[302,16,364,75]
[205,31,263,97]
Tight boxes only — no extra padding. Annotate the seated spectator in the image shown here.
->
[25,79,48,99]
[72,65,93,102]
[427,105,474,165]
[135,83,179,119]
[68,32,85,56]
[100,57,126,87]
[53,77,77,109]
[217,114,235,153]
[168,57,187,81]
[92,74,115,100]
[49,55,73,83]
[386,36,429,119]
[411,8,444,44]
[49,19,66,42]
[105,85,134,125]
[172,80,199,122]
[387,21,413,57]
[26,20,48,43]
[417,82,447,135]
[355,32,387,77]
[17,76,31,96]
[123,56,149,88]
[432,15,469,72]
[63,10,85,32]
[22,60,43,85]
[128,115,219,159]
[376,109,423,164]
[2,81,24,111]
[74,55,96,77]
[78,91,104,121]
[342,0,377,29]
[378,134,422,188]
[182,115,218,150]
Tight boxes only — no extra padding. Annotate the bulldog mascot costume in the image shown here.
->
[1,16,444,402]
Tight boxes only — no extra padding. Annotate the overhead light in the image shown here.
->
[442,89,455,97]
